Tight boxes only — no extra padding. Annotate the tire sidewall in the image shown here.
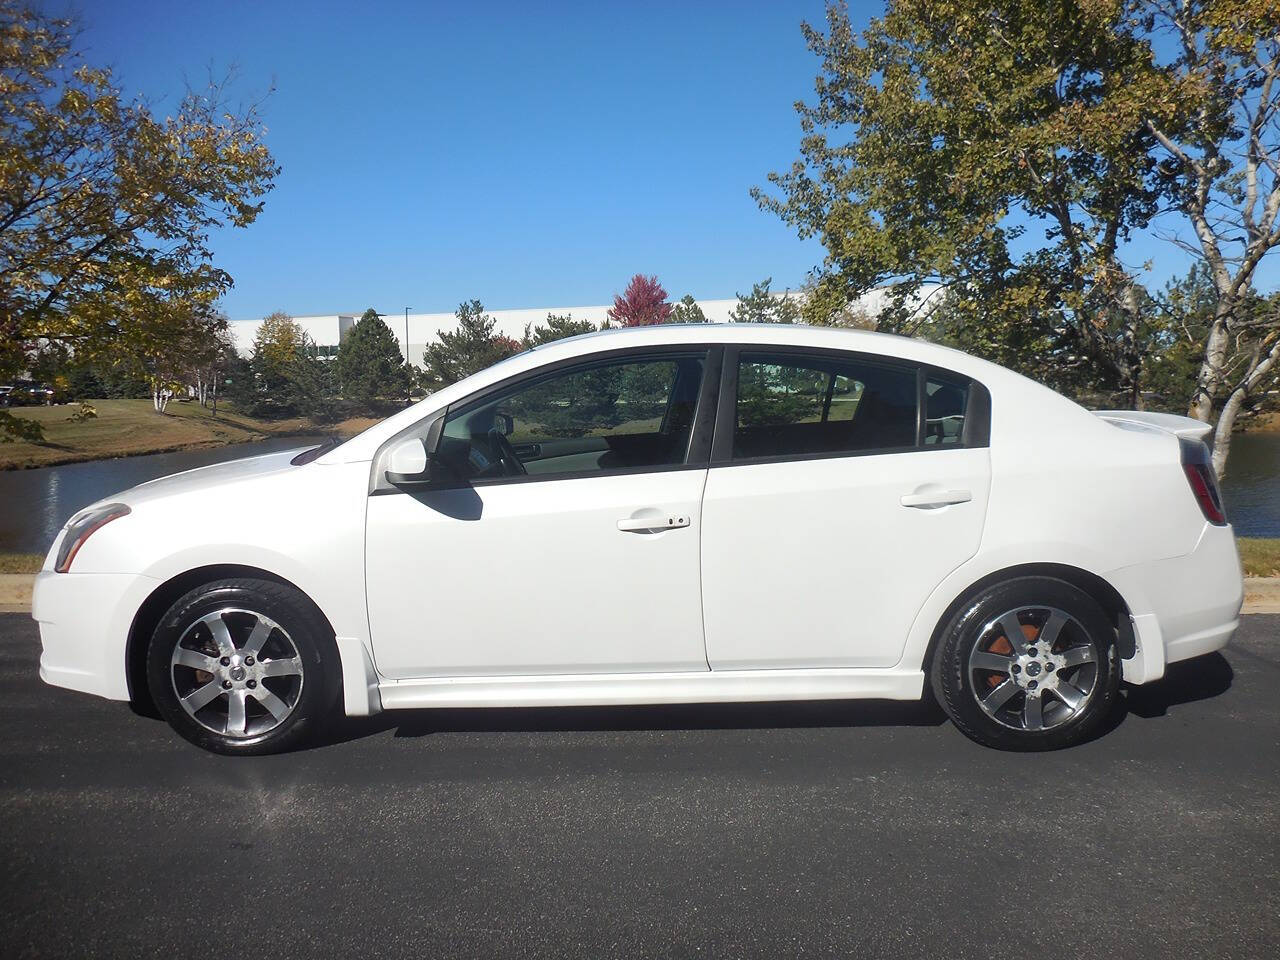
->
[933,577,1121,751]
[146,579,337,755]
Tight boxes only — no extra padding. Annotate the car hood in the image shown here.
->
[101,446,315,510]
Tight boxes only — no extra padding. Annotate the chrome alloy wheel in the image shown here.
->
[967,606,1100,732]
[170,608,304,738]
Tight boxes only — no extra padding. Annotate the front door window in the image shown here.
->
[437,353,706,480]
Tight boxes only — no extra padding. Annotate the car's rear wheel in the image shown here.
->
[932,577,1121,750]
[146,578,338,755]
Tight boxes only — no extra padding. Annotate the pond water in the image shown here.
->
[1219,430,1280,538]
[0,430,1276,556]
[0,437,318,556]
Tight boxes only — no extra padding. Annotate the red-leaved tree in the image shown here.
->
[607,274,672,326]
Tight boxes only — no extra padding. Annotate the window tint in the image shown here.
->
[925,377,968,446]
[437,353,705,480]
[733,352,917,460]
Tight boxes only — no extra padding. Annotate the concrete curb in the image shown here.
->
[4,573,1279,617]
[0,573,33,613]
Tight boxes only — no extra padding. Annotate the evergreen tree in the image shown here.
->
[421,300,522,391]
[284,339,341,422]
[668,295,708,324]
[729,278,800,324]
[522,313,597,347]
[335,308,408,411]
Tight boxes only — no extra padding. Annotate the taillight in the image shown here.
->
[1179,438,1227,525]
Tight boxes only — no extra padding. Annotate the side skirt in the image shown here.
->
[375,667,925,711]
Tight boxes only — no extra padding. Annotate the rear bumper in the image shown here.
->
[1107,523,1243,684]
[32,570,159,701]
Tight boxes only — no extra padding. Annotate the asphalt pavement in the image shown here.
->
[1,613,1277,959]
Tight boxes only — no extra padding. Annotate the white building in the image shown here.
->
[226,287,941,362]
[228,300,739,362]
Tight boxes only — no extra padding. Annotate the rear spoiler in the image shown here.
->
[1091,410,1214,443]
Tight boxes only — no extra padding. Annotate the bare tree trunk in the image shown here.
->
[1190,300,1233,422]
[1209,337,1280,479]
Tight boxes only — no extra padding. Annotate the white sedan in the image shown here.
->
[33,324,1243,753]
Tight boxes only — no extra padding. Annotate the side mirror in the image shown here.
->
[385,437,430,485]
[492,411,514,437]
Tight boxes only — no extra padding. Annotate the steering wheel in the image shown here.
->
[487,428,527,477]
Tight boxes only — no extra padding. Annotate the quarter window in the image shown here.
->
[437,353,706,480]
[733,352,918,460]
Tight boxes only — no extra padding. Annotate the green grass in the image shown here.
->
[1239,538,1280,578]
[0,553,42,574]
[0,399,378,469]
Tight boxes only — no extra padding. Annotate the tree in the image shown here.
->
[0,2,278,437]
[754,1,1166,398]
[282,338,340,422]
[66,365,103,401]
[607,275,672,326]
[1139,0,1280,475]
[335,308,408,411]
[252,312,306,395]
[193,325,239,415]
[668,295,709,324]
[121,294,228,413]
[421,300,522,391]
[757,0,1280,473]
[728,278,801,324]
[522,313,597,347]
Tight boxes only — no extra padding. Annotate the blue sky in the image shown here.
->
[69,0,838,319]
[63,1,1274,319]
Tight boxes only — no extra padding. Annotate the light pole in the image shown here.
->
[404,306,412,404]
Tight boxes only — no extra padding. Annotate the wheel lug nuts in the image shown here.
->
[1045,662,1054,672]
[1011,664,1021,674]
[221,680,232,689]
[220,657,230,666]
[1027,648,1037,657]
[1028,680,1038,690]
[247,680,257,689]
[244,656,254,666]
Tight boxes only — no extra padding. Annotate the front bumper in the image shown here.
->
[1109,523,1243,685]
[33,570,160,701]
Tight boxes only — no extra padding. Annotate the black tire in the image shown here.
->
[146,578,339,755]
[931,576,1120,751]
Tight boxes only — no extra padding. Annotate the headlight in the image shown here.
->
[54,503,131,573]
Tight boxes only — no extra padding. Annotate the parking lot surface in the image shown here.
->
[1,613,1277,959]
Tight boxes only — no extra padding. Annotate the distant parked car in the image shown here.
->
[0,384,12,407]
[6,381,63,405]
[33,325,1242,754]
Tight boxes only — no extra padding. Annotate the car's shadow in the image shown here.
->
[318,696,950,748]
[312,652,1234,748]
[1123,651,1234,719]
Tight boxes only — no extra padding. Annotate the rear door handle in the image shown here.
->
[617,515,691,532]
[900,489,972,508]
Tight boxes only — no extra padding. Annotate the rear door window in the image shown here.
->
[732,352,918,460]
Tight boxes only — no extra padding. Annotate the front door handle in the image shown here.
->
[900,489,972,508]
[617,515,691,533]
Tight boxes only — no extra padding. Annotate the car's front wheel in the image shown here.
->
[146,578,339,755]
[932,576,1121,750]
